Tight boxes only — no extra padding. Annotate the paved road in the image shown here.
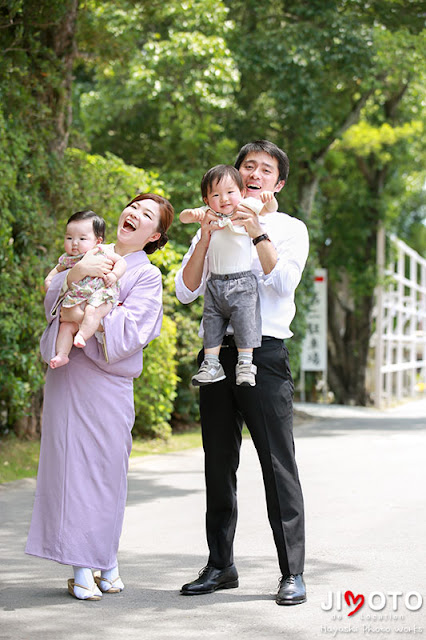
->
[1,399,426,639]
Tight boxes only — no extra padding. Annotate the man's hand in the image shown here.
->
[231,203,263,238]
[198,209,225,248]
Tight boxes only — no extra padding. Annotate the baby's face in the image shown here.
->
[205,175,244,215]
[64,219,100,256]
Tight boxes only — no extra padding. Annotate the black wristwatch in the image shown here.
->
[253,233,270,246]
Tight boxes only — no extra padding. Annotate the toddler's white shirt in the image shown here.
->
[202,197,263,275]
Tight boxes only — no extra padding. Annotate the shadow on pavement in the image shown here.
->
[295,414,426,438]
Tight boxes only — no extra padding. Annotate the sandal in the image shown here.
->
[67,578,102,601]
[94,575,124,594]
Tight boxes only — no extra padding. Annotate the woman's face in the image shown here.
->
[116,199,161,253]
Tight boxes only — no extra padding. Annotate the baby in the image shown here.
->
[45,210,126,369]
[180,164,277,387]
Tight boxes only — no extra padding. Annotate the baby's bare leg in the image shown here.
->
[74,302,112,348]
[50,321,79,369]
[61,304,85,325]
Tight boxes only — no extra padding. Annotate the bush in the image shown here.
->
[133,315,178,439]
[0,135,183,437]
[150,242,204,424]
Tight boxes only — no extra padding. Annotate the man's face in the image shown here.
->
[238,151,285,199]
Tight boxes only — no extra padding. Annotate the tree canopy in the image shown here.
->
[0,0,424,432]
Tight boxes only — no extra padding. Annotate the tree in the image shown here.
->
[315,25,425,404]
[222,0,425,404]
[0,2,181,435]
[74,0,239,224]
[0,0,80,434]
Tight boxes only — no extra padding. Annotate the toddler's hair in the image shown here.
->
[201,165,244,200]
[67,210,106,241]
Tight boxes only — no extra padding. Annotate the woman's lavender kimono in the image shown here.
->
[26,250,162,570]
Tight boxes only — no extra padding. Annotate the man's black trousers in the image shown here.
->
[199,336,305,577]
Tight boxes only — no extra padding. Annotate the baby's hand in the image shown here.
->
[260,191,275,203]
[103,272,118,287]
[180,207,207,223]
[259,191,278,213]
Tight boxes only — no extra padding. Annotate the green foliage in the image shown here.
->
[0,106,56,430]
[0,112,182,434]
[75,0,239,209]
[150,241,203,422]
[133,315,178,439]
[1,0,425,431]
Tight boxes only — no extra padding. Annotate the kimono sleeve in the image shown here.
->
[85,264,163,367]
[39,271,68,365]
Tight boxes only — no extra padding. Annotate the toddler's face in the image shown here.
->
[205,175,244,215]
[64,219,101,256]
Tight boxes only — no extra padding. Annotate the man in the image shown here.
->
[175,140,309,605]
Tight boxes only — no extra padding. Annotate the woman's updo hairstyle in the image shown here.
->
[126,193,174,254]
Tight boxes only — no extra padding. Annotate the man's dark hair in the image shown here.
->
[201,164,244,200]
[234,140,290,183]
[66,210,106,240]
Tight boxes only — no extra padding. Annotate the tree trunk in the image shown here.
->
[22,0,79,157]
[14,389,44,439]
[327,279,374,405]
[298,173,320,219]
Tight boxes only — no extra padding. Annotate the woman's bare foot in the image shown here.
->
[50,354,69,369]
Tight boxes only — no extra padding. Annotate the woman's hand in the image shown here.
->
[80,248,113,276]
[67,248,113,285]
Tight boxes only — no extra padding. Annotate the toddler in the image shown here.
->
[180,164,277,386]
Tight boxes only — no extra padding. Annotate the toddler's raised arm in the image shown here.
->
[259,191,279,214]
[179,207,209,224]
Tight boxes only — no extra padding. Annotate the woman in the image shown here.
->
[26,193,174,600]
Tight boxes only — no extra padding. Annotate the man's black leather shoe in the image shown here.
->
[180,564,239,595]
[276,573,307,605]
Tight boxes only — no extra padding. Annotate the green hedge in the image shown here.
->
[0,127,184,438]
[133,316,178,439]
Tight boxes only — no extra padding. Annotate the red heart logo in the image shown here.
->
[344,590,365,616]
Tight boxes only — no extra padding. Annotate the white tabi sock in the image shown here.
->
[99,565,124,592]
[72,566,102,599]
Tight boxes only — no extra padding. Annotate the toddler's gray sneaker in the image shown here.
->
[192,361,226,386]
[235,362,257,386]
